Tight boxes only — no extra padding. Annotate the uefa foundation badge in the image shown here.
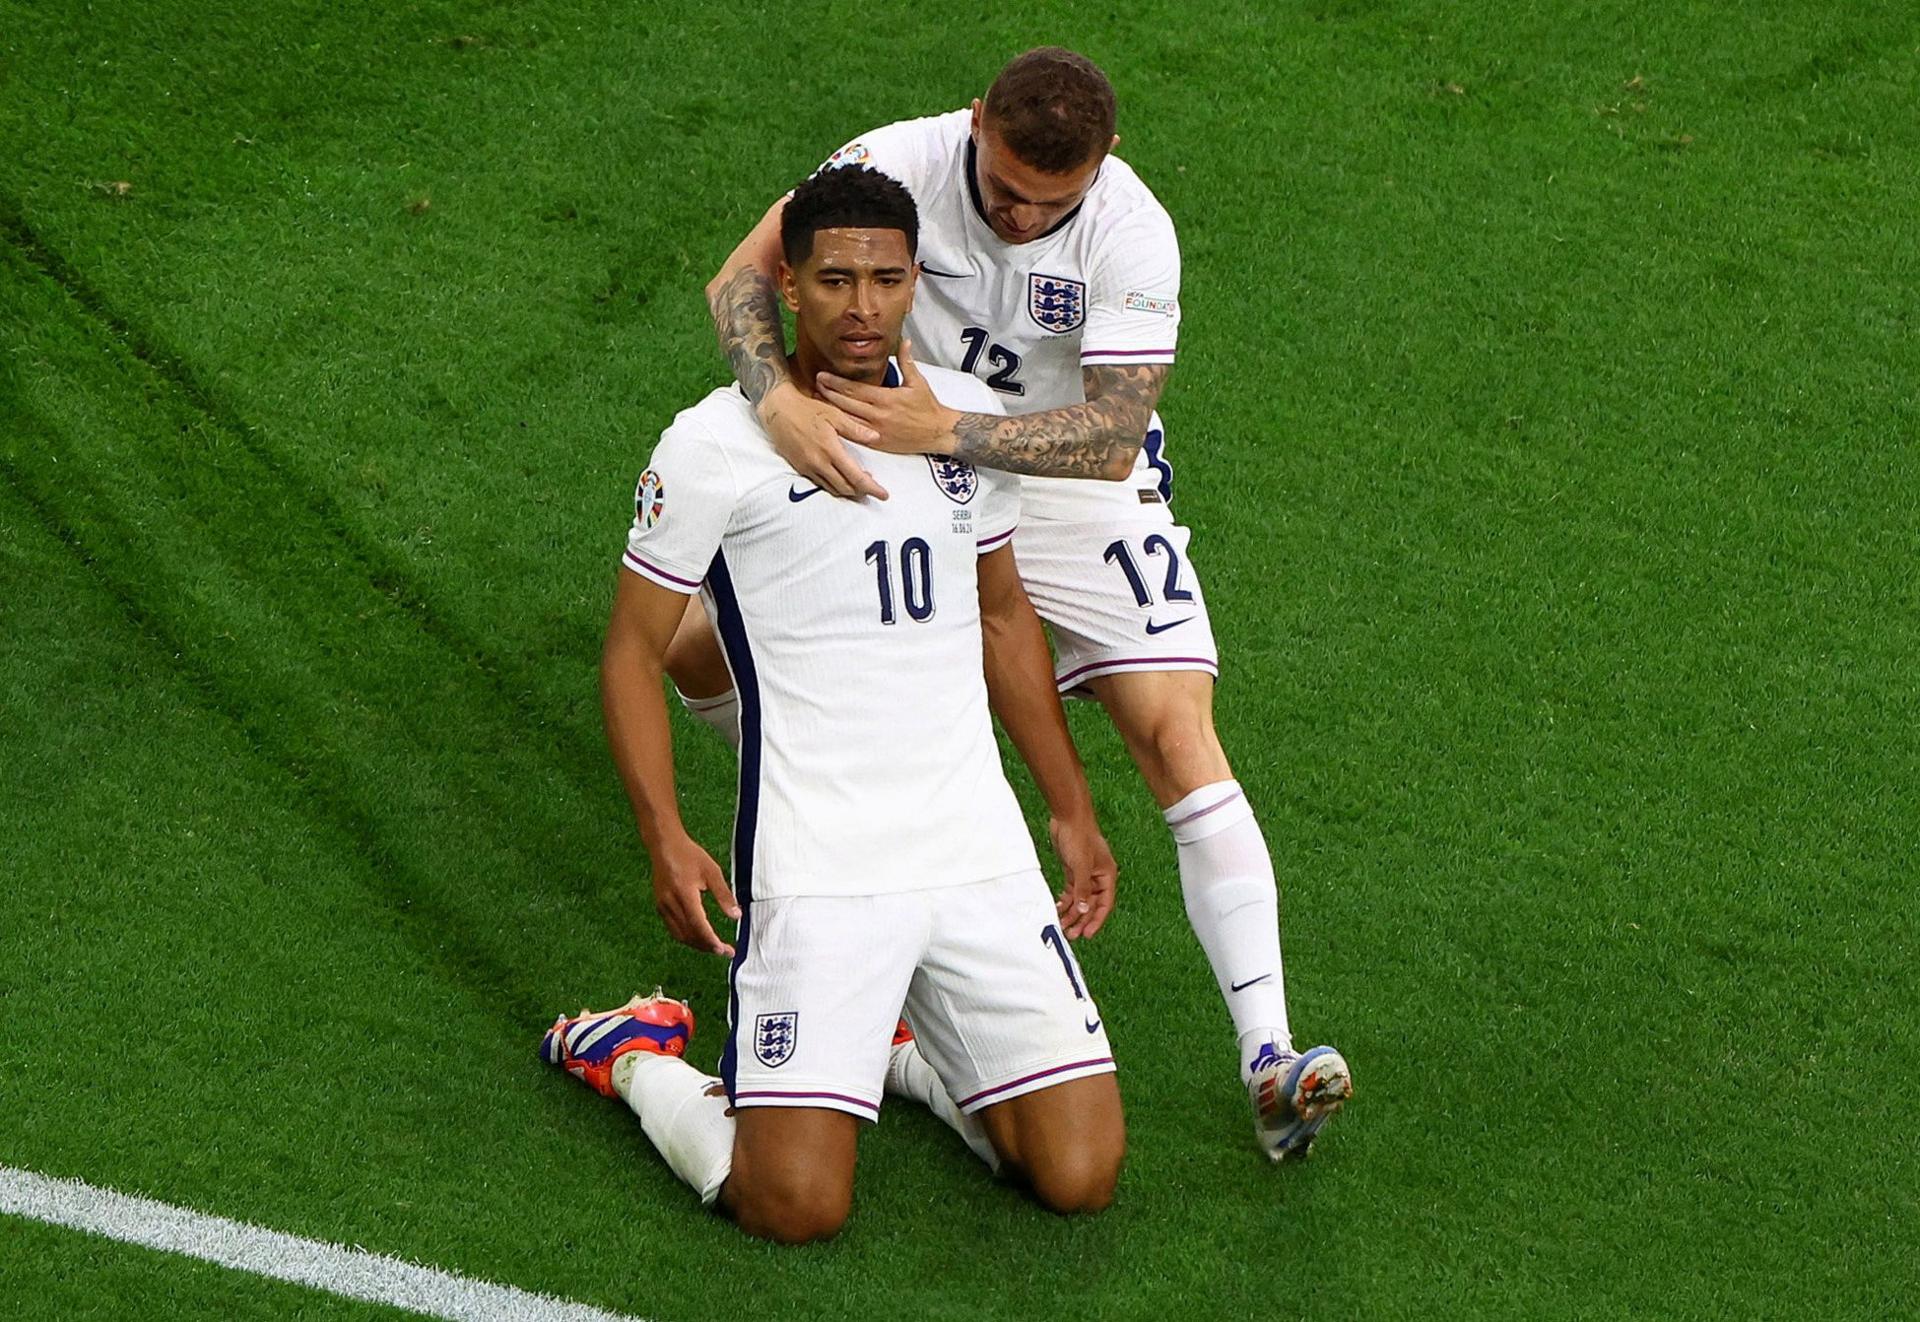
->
[635,469,666,530]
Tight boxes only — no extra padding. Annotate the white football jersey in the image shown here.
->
[621,362,1039,902]
[822,110,1182,519]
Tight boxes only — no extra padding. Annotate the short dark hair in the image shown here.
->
[983,47,1116,173]
[781,165,919,267]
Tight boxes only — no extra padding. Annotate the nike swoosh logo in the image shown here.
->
[1084,1016,1103,1034]
[788,485,825,502]
[919,264,969,279]
[1144,616,1194,635]
[1229,974,1272,993]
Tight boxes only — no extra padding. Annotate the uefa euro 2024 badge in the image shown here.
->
[754,1012,797,1068]
[634,469,665,530]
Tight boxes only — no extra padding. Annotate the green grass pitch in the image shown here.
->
[3,2,1916,1318]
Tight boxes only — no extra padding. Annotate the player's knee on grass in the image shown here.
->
[725,1108,859,1245]
[1023,1137,1123,1215]
[663,600,732,701]
[728,1173,852,1245]
[979,1075,1125,1216]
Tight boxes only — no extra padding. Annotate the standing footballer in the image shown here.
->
[679,48,1352,1161]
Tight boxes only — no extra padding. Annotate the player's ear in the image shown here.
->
[776,260,799,313]
[969,98,983,138]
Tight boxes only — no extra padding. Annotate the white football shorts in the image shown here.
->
[1013,415,1220,693]
[722,870,1116,1121]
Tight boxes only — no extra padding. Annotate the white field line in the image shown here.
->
[0,1165,647,1322]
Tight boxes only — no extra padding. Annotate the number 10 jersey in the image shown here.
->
[620,363,1040,903]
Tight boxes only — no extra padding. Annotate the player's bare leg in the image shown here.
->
[975,1074,1124,1214]
[723,1108,860,1244]
[1086,668,1351,1159]
[616,1061,857,1243]
[544,996,857,1243]
[663,597,740,746]
[1084,669,1230,806]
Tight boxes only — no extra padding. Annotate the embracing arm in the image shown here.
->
[705,200,791,411]
[819,354,1169,481]
[977,545,1116,937]
[952,363,1168,480]
[602,571,740,956]
[705,197,884,498]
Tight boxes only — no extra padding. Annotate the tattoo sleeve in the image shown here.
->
[708,267,788,408]
[948,364,1169,480]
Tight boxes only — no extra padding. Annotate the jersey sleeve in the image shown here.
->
[620,418,739,594]
[961,380,1019,553]
[974,466,1020,555]
[817,116,944,196]
[1079,210,1182,368]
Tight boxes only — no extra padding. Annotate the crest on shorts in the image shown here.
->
[1028,272,1085,334]
[634,469,666,530]
[754,1012,798,1068]
[926,454,978,504]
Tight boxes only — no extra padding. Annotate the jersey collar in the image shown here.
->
[739,362,898,398]
[963,136,1086,245]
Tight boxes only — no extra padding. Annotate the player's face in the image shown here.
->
[969,103,1105,245]
[781,227,918,384]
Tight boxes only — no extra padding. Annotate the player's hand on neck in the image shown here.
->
[816,339,962,459]
[756,377,890,501]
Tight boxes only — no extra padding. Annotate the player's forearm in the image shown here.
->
[600,631,691,854]
[949,364,1166,480]
[982,589,1098,824]
[707,266,789,409]
[706,201,790,409]
[950,400,1144,481]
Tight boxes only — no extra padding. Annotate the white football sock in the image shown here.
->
[675,686,741,750]
[885,1037,1000,1173]
[1163,780,1292,1080]
[613,1053,735,1206]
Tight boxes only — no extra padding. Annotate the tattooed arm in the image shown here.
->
[707,264,787,411]
[950,363,1169,480]
[820,356,1169,481]
[704,197,886,498]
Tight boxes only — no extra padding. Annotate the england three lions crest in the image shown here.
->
[927,455,978,504]
[1028,272,1086,334]
[754,1012,797,1068]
